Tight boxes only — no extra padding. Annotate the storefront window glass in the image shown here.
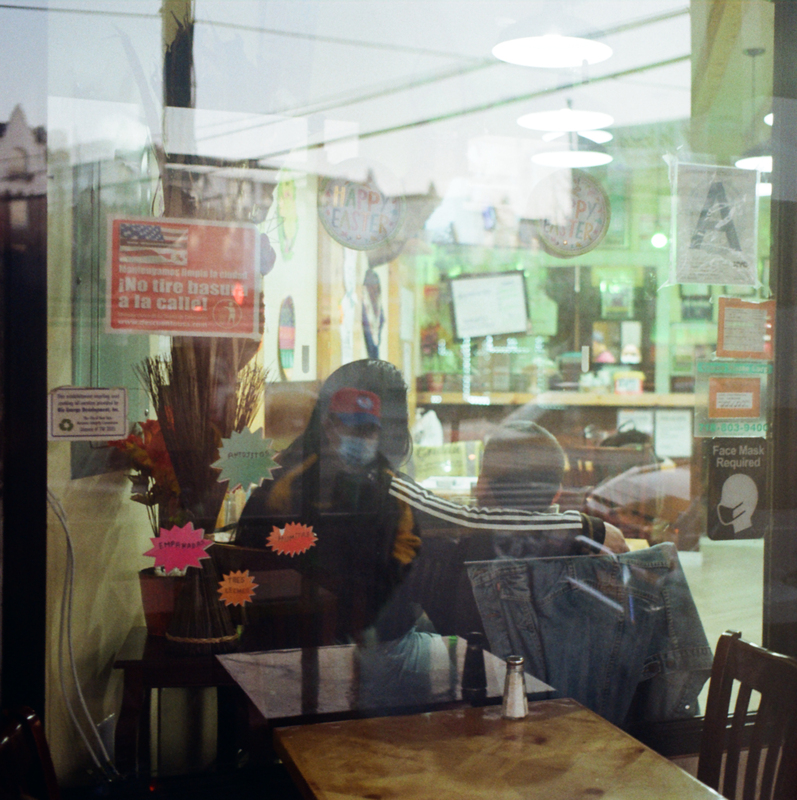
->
[2,0,786,782]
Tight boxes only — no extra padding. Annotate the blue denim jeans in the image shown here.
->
[467,543,713,728]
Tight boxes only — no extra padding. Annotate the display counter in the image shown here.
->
[416,391,696,408]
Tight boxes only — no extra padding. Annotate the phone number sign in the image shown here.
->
[107,217,260,339]
[694,360,771,438]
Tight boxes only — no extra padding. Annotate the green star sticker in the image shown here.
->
[212,427,279,491]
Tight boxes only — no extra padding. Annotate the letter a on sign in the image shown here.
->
[690,181,742,252]
[673,162,757,286]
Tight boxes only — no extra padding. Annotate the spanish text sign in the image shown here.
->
[674,163,757,286]
[107,217,260,338]
[706,438,766,540]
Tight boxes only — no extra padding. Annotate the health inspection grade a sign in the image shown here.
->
[106,217,260,338]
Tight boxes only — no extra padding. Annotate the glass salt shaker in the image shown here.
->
[501,655,528,720]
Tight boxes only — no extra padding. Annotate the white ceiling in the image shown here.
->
[41,1,693,196]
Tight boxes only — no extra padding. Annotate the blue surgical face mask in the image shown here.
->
[338,435,379,470]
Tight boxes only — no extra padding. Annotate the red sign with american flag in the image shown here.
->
[107,217,260,338]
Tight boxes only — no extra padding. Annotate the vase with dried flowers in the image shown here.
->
[133,345,268,653]
[110,418,190,636]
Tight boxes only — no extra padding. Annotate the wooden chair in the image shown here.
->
[0,706,60,800]
[697,631,797,800]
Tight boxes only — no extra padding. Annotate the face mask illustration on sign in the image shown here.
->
[716,473,759,534]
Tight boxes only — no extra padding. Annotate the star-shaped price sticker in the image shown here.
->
[218,570,258,607]
[212,427,279,491]
[266,522,317,556]
[142,522,211,573]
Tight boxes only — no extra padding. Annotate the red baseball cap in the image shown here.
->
[329,388,381,427]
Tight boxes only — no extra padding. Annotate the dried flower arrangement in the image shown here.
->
[131,337,268,653]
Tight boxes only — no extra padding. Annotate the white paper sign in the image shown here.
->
[48,387,128,441]
[674,163,757,286]
[654,409,693,459]
[617,409,654,437]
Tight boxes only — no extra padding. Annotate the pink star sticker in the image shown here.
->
[143,522,211,572]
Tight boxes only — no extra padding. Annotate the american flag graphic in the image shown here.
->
[119,223,189,266]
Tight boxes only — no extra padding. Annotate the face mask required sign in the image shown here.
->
[694,360,771,438]
[706,437,766,540]
[106,217,260,338]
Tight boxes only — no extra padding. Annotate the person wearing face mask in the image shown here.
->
[236,359,628,648]
[236,362,422,644]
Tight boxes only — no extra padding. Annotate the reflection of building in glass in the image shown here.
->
[0,104,46,237]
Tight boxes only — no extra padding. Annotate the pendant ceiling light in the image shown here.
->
[532,132,612,168]
[734,48,771,186]
[734,141,772,174]
[543,129,613,144]
[492,12,612,69]
[518,107,613,132]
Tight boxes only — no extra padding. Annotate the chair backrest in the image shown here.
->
[0,706,60,800]
[697,631,797,800]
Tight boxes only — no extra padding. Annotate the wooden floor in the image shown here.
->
[679,536,764,710]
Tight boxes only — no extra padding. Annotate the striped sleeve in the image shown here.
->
[389,475,584,533]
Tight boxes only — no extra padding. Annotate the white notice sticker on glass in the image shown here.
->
[722,307,767,354]
[654,409,693,459]
[48,387,128,441]
[715,392,754,411]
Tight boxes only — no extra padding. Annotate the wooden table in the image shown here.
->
[113,627,243,775]
[274,699,723,800]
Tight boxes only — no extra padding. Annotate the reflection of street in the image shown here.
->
[213,298,243,328]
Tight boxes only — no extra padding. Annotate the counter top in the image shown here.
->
[416,391,696,408]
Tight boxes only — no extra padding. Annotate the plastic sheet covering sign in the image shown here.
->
[673,163,758,286]
[706,438,767,540]
[107,217,260,338]
[694,360,771,438]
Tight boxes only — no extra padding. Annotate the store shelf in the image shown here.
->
[415,391,696,408]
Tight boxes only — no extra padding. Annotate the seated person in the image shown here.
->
[474,420,569,560]
[236,359,626,646]
[475,420,565,513]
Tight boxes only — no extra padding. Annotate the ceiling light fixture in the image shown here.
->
[735,49,772,174]
[532,133,612,168]
[542,129,613,144]
[493,14,612,69]
[518,107,613,132]
[764,112,773,126]
[735,141,772,173]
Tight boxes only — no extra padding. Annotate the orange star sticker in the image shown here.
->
[266,522,317,556]
[217,570,258,607]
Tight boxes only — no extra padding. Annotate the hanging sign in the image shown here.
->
[694,360,771,437]
[107,217,260,338]
[317,176,404,250]
[534,170,611,258]
[706,438,766,540]
[717,297,774,359]
[47,386,128,441]
[673,163,757,286]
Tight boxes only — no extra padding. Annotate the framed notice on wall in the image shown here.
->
[106,217,260,339]
[449,271,529,340]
